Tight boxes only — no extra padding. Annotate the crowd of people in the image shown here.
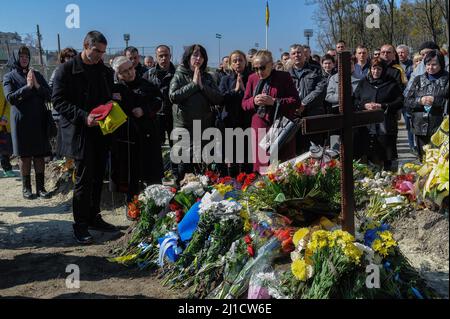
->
[1,30,448,244]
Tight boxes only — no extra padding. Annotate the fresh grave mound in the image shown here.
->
[108,157,439,299]
[390,209,449,298]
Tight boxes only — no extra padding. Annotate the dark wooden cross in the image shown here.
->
[301,51,384,235]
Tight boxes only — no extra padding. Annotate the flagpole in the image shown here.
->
[265,1,269,50]
[265,25,268,49]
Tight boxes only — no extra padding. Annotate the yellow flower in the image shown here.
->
[293,228,310,248]
[240,210,252,232]
[342,243,363,264]
[215,183,234,196]
[371,231,397,257]
[291,259,309,281]
[308,230,331,252]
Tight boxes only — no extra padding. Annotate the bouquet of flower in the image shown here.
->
[245,160,341,225]
[223,236,281,299]
[192,214,244,298]
[302,229,363,299]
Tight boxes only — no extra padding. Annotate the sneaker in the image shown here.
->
[88,215,118,233]
[73,225,93,245]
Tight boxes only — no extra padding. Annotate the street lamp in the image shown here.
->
[304,29,313,47]
[216,33,222,67]
[124,34,130,48]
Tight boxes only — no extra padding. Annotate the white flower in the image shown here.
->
[167,211,176,219]
[181,181,205,197]
[290,251,301,262]
[307,265,314,279]
[297,238,306,252]
[199,175,209,187]
[142,184,174,207]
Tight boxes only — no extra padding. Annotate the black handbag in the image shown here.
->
[259,100,301,156]
[45,103,57,138]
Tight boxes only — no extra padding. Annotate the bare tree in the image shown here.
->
[23,33,37,47]
[436,0,449,45]
[416,0,441,44]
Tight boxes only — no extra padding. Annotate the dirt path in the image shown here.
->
[0,171,181,299]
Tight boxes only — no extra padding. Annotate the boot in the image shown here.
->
[22,175,33,200]
[36,173,51,199]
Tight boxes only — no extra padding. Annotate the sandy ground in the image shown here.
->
[0,171,182,299]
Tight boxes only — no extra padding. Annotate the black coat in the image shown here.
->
[51,54,114,160]
[143,63,176,116]
[219,70,252,129]
[3,63,51,157]
[405,71,449,136]
[354,75,403,135]
[135,63,148,80]
[110,77,164,193]
[288,63,327,116]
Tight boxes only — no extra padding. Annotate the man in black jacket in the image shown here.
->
[52,31,117,244]
[143,45,177,178]
[143,45,175,147]
[287,44,327,154]
[380,44,405,90]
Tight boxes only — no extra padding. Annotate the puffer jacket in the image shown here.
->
[405,71,449,136]
[169,65,223,129]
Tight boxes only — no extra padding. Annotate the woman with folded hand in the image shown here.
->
[111,56,163,219]
[2,46,52,199]
[169,44,223,182]
[354,57,403,171]
[242,50,300,174]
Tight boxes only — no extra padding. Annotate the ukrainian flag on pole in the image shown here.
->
[265,1,270,49]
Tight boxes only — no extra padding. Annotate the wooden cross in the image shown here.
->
[300,51,384,235]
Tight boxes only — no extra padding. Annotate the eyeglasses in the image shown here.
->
[253,65,267,72]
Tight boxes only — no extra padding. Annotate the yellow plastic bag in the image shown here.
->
[98,102,127,135]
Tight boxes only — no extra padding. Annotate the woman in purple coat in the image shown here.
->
[242,50,300,173]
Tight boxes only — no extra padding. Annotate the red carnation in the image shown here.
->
[247,245,255,257]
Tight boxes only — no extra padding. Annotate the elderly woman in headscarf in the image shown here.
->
[354,57,403,171]
[110,56,163,220]
[2,46,52,199]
